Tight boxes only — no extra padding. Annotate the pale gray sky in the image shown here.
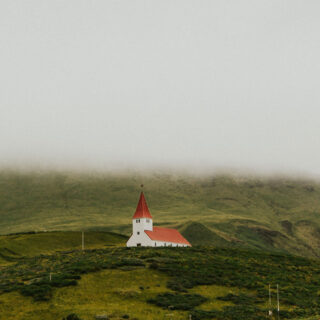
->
[1,1,320,174]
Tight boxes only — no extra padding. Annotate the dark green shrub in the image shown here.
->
[192,305,268,320]
[147,292,207,310]
[166,279,187,292]
[219,305,267,320]
[62,314,82,320]
[114,258,145,268]
[217,293,255,305]
[20,284,52,301]
[190,310,219,320]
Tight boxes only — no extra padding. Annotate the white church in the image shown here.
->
[126,192,191,247]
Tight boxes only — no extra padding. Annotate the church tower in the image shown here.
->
[132,192,153,235]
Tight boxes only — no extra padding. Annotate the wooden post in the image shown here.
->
[268,284,272,318]
[82,231,84,251]
[49,272,52,282]
[269,284,271,306]
[277,284,280,320]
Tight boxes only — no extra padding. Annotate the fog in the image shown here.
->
[1,1,320,176]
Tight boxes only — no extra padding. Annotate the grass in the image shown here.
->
[1,170,320,257]
[0,231,126,265]
[188,285,242,311]
[2,170,320,319]
[0,268,186,320]
[1,231,320,320]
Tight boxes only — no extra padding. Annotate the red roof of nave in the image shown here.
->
[132,192,153,219]
[145,226,191,245]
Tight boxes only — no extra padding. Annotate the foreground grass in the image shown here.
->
[0,269,239,320]
[0,268,186,320]
[1,237,320,320]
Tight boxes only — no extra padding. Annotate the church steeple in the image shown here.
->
[132,192,153,219]
[132,192,153,234]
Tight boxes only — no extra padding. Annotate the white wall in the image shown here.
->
[153,241,189,247]
[132,218,153,234]
[127,230,153,247]
[127,234,189,247]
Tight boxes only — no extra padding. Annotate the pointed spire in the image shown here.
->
[132,192,152,219]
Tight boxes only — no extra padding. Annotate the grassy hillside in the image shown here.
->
[1,170,320,257]
[0,231,126,265]
[1,231,320,320]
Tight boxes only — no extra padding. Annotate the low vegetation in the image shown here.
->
[148,292,207,310]
[1,234,320,319]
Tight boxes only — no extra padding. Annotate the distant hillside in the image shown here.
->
[1,170,320,257]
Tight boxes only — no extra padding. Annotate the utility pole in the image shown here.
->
[277,284,280,320]
[269,284,271,305]
[82,231,85,251]
[268,284,273,318]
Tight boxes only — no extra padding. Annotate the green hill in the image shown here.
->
[0,231,320,320]
[180,222,231,247]
[1,170,320,257]
[0,231,126,265]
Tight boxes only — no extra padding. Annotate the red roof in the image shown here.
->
[132,192,153,219]
[145,226,191,246]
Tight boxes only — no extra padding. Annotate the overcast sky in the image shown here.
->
[0,1,320,175]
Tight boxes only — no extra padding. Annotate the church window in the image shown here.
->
[137,231,140,235]
[146,219,150,223]
[136,219,140,223]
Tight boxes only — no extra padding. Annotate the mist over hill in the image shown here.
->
[1,170,320,258]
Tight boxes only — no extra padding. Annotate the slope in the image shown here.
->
[1,233,320,320]
[1,170,320,257]
[0,231,126,264]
